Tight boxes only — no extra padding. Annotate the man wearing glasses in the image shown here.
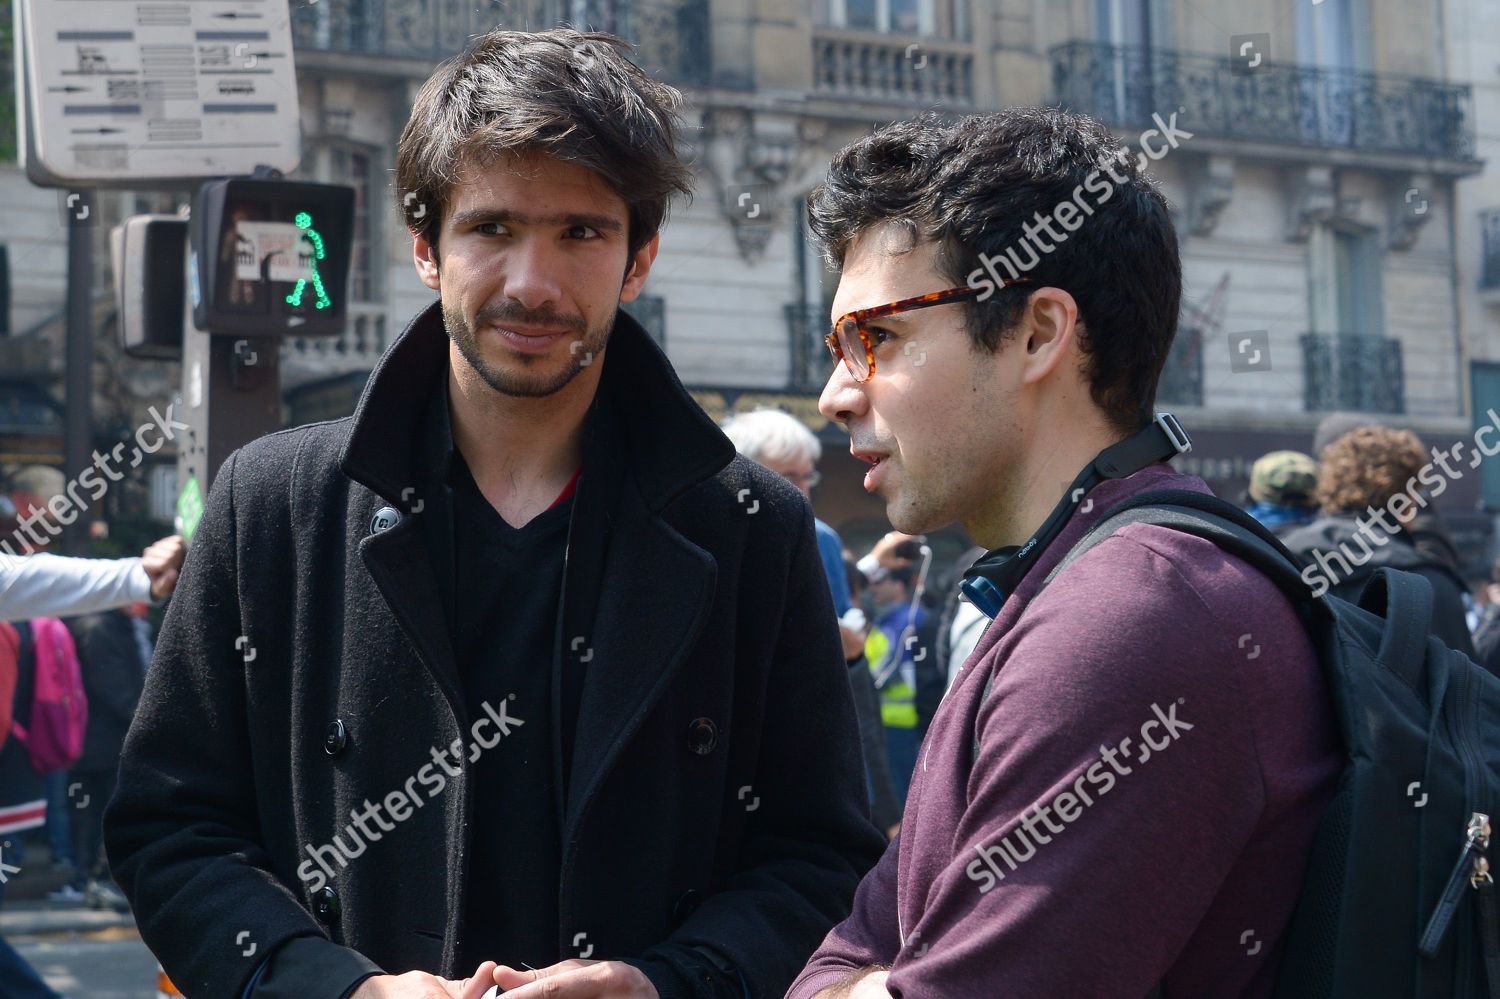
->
[105,29,884,999]
[788,108,1339,997]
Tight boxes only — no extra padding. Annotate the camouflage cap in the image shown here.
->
[1249,450,1318,507]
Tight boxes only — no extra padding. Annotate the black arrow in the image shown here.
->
[48,85,87,93]
[70,127,125,134]
[213,11,264,18]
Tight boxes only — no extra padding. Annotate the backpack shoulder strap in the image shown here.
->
[969,490,1306,764]
[1040,488,1314,606]
[1040,488,1436,692]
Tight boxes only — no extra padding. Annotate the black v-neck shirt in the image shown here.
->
[450,450,571,971]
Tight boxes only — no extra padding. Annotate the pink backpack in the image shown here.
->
[11,619,88,773]
[0,623,17,754]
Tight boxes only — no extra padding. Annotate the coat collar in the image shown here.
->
[339,299,735,514]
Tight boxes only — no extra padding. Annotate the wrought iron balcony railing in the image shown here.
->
[291,0,710,84]
[813,31,974,106]
[1301,333,1404,414]
[1481,209,1500,292]
[785,303,835,393]
[1052,41,1475,162]
[285,302,391,371]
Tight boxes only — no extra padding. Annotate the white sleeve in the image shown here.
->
[0,552,152,621]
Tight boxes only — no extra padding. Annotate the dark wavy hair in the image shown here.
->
[395,28,694,261]
[807,107,1181,431]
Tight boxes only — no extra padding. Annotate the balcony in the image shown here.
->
[785,303,834,393]
[813,31,974,107]
[291,0,710,84]
[282,302,390,389]
[1481,209,1500,305]
[1051,41,1476,165]
[1301,333,1404,414]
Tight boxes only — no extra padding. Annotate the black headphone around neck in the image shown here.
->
[958,413,1193,619]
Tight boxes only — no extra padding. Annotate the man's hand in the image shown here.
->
[868,532,922,570]
[839,621,868,661]
[492,959,658,998]
[141,534,185,601]
[350,962,497,999]
[812,968,891,999]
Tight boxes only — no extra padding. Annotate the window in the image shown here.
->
[790,198,841,390]
[1295,0,1367,70]
[1295,0,1370,146]
[306,145,380,303]
[1095,0,1152,48]
[1303,224,1399,413]
[621,293,665,347]
[1094,0,1155,122]
[1309,224,1384,337]
[0,0,14,164]
[816,0,967,37]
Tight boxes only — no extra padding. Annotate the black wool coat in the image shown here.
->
[104,302,886,999]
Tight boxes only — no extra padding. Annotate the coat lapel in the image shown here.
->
[562,492,716,839]
[359,507,466,725]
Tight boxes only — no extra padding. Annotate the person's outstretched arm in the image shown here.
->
[0,535,183,622]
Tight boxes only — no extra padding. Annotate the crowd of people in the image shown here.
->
[0,466,185,998]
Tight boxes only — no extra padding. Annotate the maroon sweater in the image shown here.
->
[788,465,1341,999]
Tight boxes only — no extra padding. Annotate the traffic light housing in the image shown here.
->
[112,214,188,360]
[189,177,355,337]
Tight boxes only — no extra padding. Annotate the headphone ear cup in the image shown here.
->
[960,547,1022,619]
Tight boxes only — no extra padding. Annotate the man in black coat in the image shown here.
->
[104,27,884,999]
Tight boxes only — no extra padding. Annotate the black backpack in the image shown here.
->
[1035,488,1500,999]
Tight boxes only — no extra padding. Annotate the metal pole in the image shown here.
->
[62,192,94,555]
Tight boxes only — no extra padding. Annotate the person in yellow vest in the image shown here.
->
[864,548,930,806]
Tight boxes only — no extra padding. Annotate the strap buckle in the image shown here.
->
[1155,412,1192,456]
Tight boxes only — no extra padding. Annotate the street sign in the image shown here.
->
[175,474,204,542]
[15,0,300,187]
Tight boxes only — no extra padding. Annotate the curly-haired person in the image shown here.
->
[1282,425,1478,660]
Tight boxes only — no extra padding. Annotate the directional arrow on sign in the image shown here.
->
[48,85,87,93]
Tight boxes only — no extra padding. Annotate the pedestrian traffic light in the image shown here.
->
[189,177,355,338]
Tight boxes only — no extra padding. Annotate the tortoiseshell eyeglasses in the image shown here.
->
[824,280,1032,383]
